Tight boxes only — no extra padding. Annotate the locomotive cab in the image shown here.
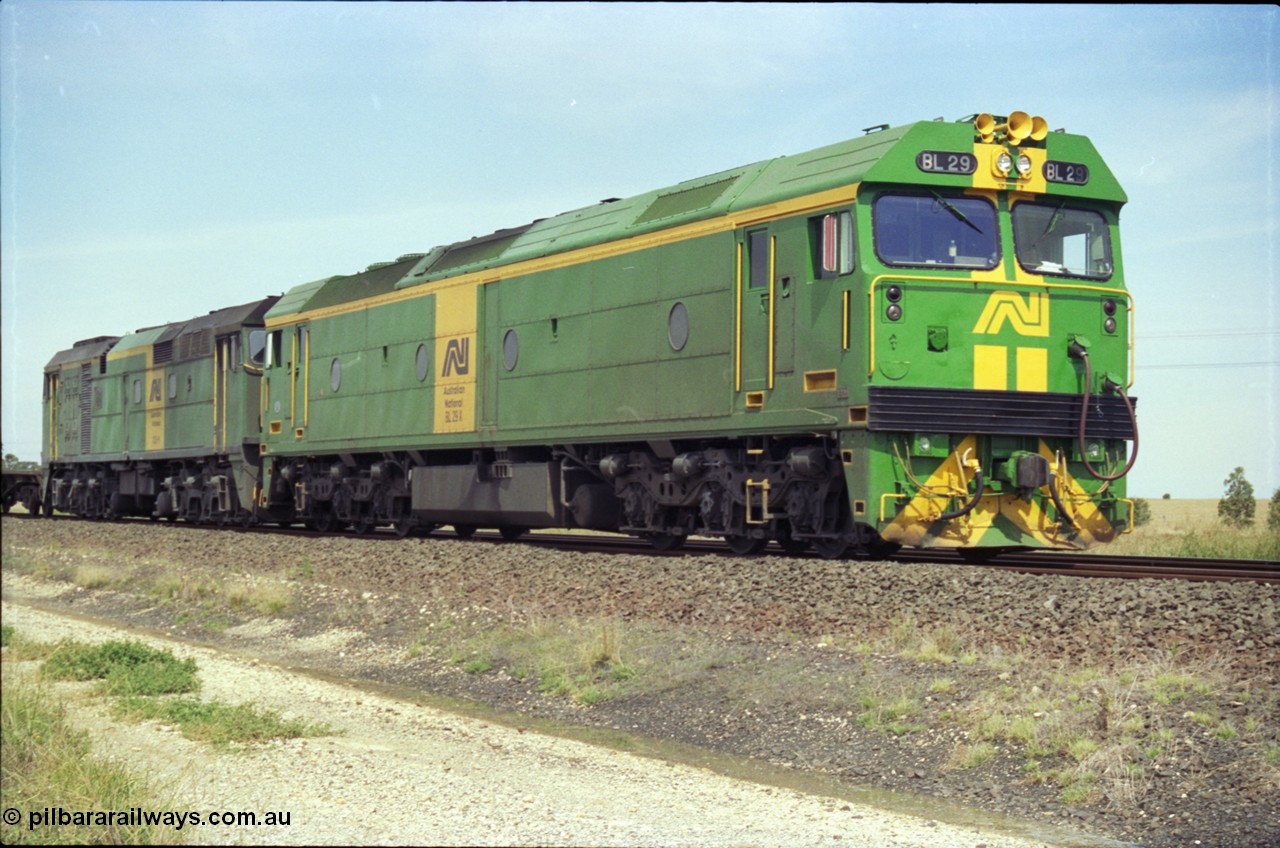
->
[853,112,1136,551]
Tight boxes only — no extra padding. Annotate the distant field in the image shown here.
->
[1132,498,1269,532]
[1102,498,1277,560]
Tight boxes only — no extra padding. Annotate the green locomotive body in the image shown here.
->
[254,112,1136,554]
[41,298,278,521]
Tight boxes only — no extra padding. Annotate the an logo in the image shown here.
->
[441,338,470,377]
[973,291,1050,337]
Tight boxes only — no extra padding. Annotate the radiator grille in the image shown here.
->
[867,386,1137,440]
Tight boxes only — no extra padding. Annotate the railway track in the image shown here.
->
[9,514,1278,584]
[457,529,1280,584]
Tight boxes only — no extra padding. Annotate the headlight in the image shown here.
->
[1016,154,1033,176]
[994,151,1013,175]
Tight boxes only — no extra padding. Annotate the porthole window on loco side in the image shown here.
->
[330,358,342,392]
[872,194,999,270]
[668,301,690,351]
[415,343,430,382]
[503,329,519,371]
[1011,202,1113,280]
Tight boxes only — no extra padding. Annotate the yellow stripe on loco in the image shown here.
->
[145,350,165,452]
[433,287,477,434]
[1016,346,1048,393]
[973,345,1008,390]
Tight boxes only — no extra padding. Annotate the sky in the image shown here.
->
[1,3,1276,500]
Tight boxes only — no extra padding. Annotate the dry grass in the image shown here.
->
[1102,499,1278,560]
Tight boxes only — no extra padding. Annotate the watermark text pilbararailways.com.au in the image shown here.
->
[5,806,292,831]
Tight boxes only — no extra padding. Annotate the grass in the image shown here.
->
[1,673,187,845]
[2,541,295,627]
[111,696,332,746]
[951,652,1278,809]
[8,628,336,752]
[437,617,642,705]
[1101,498,1280,560]
[41,640,200,697]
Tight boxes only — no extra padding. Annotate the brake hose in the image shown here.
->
[1069,342,1139,481]
[1046,472,1077,529]
[938,468,985,520]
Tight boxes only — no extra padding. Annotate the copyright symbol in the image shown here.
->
[2,808,19,826]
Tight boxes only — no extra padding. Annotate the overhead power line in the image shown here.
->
[1141,361,1279,371]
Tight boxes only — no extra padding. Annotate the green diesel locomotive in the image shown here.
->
[41,111,1137,557]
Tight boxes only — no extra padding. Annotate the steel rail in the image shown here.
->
[7,515,1277,583]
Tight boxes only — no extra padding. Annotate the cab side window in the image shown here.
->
[814,211,855,278]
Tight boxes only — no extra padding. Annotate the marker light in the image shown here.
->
[886,304,903,321]
[1104,317,1117,334]
[886,285,903,303]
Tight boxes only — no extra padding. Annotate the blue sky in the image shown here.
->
[2,3,1276,500]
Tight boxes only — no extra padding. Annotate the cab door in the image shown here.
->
[291,325,308,439]
[736,227,776,405]
[214,335,237,452]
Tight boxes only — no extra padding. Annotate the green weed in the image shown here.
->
[113,696,332,746]
[41,640,199,697]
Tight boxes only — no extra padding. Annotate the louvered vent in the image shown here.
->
[633,176,737,225]
[79,363,92,453]
[180,329,211,360]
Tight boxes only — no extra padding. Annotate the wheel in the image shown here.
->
[774,523,810,556]
[453,524,477,539]
[812,537,848,560]
[499,526,527,541]
[393,514,416,538]
[351,512,375,535]
[645,532,685,552]
[313,508,336,534]
[724,535,767,556]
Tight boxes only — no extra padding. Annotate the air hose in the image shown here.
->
[938,468,985,520]
[1068,340,1139,481]
[1046,471,1076,529]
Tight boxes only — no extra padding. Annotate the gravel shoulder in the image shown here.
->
[3,601,1086,848]
[2,517,1277,847]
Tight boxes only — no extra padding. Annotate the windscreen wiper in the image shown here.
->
[931,192,982,234]
[1034,200,1067,247]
